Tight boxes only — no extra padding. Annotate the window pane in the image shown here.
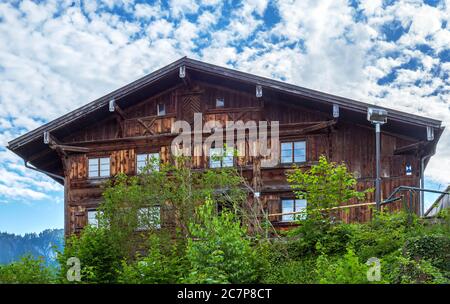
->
[88,210,98,227]
[294,141,305,149]
[294,141,306,162]
[88,158,99,178]
[294,150,305,162]
[149,153,160,171]
[100,157,109,165]
[281,142,292,151]
[294,199,307,220]
[209,148,222,168]
[281,148,292,163]
[100,168,110,177]
[137,207,161,230]
[157,104,165,116]
[282,200,294,222]
[137,154,147,162]
[222,156,233,167]
[216,98,224,108]
[210,159,221,168]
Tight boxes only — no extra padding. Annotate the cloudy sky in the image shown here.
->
[0,0,449,234]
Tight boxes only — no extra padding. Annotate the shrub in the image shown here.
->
[403,234,450,276]
[118,234,188,284]
[263,258,317,284]
[183,198,260,283]
[315,248,369,284]
[388,255,449,284]
[57,226,123,283]
[0,255,56,284]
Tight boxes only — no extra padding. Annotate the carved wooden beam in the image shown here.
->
[113,105,127,120]
[278,120,337,136]
[394,141,425,155]
[137,118,155,135]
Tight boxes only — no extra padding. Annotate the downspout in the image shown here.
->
[24,160,65,182]
[420,153,433,217]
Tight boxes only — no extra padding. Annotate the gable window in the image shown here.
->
[281,141,306,163]
[137,206,161,230]
[157,103,166,116]
[88,157,110,178]
[137,153,160,173]
[216,97,224,108]
[209,147,234,168]
[281,199,307,222]
[87,209,102,227]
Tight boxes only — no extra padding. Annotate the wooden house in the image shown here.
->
[7,57,444,235]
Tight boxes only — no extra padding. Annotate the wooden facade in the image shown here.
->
[7,57,444,235]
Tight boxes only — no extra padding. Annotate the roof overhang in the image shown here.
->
[7,57,444,182]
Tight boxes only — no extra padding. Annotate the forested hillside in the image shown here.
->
[0,229,64,266]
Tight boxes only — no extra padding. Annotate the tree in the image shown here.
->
[287,155,370,221]
[184,197,261,283]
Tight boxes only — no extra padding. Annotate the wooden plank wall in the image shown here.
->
[62,82,422,234]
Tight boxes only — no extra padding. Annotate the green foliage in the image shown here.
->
[57,226,123,283]
[315,248,369,284]
[287,155,370,221]
[184,198,260,283]
[48,156,450,285]
[403,234,450,275]
[388,255,449,284]
[0,255,56,284]
[263,257,317,284]
[118,234,188,284]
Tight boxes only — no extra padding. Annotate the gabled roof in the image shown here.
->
[7,57,444,181]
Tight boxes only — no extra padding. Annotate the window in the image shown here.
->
[209,147,234,168]
[157,103,166,116]
[216,97,224,108]
[137,153,160,173]
[137,207,161,230]
[281,141,306,163]
[281,199,307,222]
[88,157,110,178]
[87,209,101,227]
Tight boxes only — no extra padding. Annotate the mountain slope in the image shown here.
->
[0,229,64,266]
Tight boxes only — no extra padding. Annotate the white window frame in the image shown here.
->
[209,147,234,168]
[137,206,161,230]
[281,141,306,164]
[216,97,224,108]
[87,209,102,227]
[88,157,110,178]
[136,152,160,173]
[157,103,166,116]
[281,199,307,222]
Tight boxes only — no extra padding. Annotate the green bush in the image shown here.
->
[118,234,188,284]
[263,258,317,284]
[403,234,450,276]
[183,198,260,283]
[315,248,369,284]
[0,255,56,284]
[388,255,449,284]
[57,226,123,283]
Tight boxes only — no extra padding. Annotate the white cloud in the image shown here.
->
[0,0,449,209]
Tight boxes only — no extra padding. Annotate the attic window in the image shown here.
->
[216,98,224,108]
[157,103,166,116]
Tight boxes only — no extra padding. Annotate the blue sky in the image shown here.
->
[0,0,449,234]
